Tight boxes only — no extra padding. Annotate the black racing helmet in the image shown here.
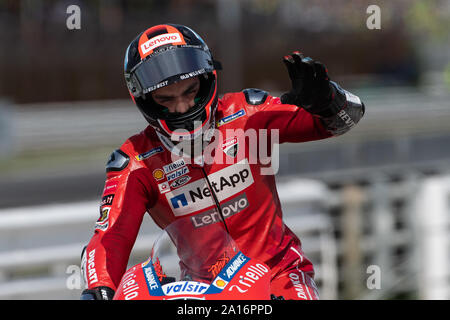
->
[124,24,221,142]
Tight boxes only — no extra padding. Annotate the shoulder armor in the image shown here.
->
[106,149,129,172]
[242,88,268,105]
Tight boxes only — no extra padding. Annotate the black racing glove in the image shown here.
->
[281,51,337,116]
[81,286,115,300]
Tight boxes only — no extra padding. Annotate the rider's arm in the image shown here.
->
[278,51,364,138]
[243,86,364,144]
[80,147,152,298]
[243,52,364,143]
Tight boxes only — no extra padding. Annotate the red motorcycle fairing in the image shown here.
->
[113,251,271,300]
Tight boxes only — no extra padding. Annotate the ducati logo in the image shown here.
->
[225,144,238,157]
[222,137,238,158]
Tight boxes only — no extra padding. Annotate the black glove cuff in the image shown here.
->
[319,82,365,136]
[81,286,115,300]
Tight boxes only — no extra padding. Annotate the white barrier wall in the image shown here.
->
[411,175,450,300]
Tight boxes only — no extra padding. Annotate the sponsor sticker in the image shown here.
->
[163,158,186,174]
[212,276,229,289]
[217,109,246,127]
[146,80,169,93]
[337,109,356,129]
[180,68,206,80]
[153,169,165,181]
[191,193,249,228]
[222,137,239,158]
[141,257,151,268]
[135,146,164,161]
[170,175,191,189]
[166,159,254,216]
[86,249,98,285]
[119,267,141,300]
[227,263,270,294]
[162,281,209,296]
[101,194,114,207]
[158,181,170,194]
[166,166,189,182]
[102,180,118,196]
[141,33,182,55]
[142,263,164,296]
[220,252,249,281]
[169,194,188,209]
[95,207,110,231]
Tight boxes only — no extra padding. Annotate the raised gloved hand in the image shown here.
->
[281,51,336,116]
[81,286,115,300]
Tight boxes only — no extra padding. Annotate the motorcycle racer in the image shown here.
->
[80,24,364,300]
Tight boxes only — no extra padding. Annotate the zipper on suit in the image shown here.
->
[200,166,230,234]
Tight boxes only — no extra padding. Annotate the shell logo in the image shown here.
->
[153,169,165,181]
[215,279,226,287]
[213,277,229,289]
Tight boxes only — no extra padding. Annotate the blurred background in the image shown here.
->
[0,0,449,300]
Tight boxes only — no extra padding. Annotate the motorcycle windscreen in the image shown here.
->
[161,216,239,282]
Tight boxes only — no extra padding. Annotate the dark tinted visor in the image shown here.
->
[131,46,214,95]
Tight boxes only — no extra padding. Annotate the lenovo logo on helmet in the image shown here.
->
[141,33,182,55]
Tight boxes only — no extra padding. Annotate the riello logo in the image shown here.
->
[141,33,182,55]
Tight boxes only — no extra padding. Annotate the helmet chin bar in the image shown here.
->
[162,118,207,141]
[156,120,216,160]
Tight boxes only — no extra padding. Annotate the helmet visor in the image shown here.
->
[130,46,214,96]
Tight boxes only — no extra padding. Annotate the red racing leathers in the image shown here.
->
[82,87,363,300]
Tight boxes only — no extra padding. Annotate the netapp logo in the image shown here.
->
[188,168,250,204]
[191,193,249,228]
[170,193,188,209]
[166,159,254,216]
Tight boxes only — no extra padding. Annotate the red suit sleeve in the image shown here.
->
[82,149,152,290]
[244,95,333,144]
